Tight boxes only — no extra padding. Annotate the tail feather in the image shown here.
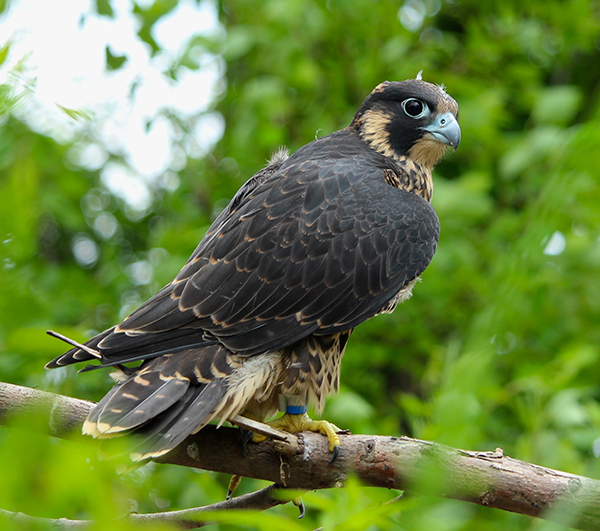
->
[129,379,227,460]
[127,387,203,450]
[55,337,244,458]
[86,372,191,436]
[83,383,127,438]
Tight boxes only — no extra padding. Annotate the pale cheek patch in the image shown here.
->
[358,110,395,158]
[408,136,449,171]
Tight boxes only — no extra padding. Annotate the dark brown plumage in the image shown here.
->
[47,78,460,460]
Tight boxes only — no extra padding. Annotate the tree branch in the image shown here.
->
[0,485,285,529]
[1,382,600,530]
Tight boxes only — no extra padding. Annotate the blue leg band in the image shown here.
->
[286,405,308,415]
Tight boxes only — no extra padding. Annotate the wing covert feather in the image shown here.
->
[160,159,439,355]
[53,134,439,364]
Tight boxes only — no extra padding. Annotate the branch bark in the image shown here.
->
[1,382,600,530]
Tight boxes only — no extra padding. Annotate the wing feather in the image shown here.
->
[48,129,439,366]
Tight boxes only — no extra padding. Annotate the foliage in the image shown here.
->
[1,0,600,529]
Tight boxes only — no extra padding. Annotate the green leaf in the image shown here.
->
[105,45,127,70]
[95,0,114,17]
[55,104,94,122]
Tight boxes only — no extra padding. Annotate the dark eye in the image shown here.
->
[402,98,428,118]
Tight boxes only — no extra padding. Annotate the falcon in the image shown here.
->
[47,78,460,464]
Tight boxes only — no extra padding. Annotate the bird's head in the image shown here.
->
[352,79,460,170]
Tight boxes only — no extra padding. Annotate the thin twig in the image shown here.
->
[0,485,286,530]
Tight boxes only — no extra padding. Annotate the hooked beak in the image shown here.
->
[421,112,461,151]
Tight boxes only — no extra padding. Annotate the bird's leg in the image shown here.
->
[227,399,341,500]
[252,395,342,463]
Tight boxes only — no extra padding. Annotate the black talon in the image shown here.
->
[297,499,305,519]
[328,445,340,465]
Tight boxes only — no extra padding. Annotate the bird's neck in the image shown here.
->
[350,117,436,202]
[385,158,434,202]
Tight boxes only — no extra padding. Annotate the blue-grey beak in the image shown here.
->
[422,112,461,151]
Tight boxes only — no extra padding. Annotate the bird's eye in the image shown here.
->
[402,98,428,119]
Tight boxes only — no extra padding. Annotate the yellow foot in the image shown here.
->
[252,412,342,462]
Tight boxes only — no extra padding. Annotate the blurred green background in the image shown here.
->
[2,0,600,529]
